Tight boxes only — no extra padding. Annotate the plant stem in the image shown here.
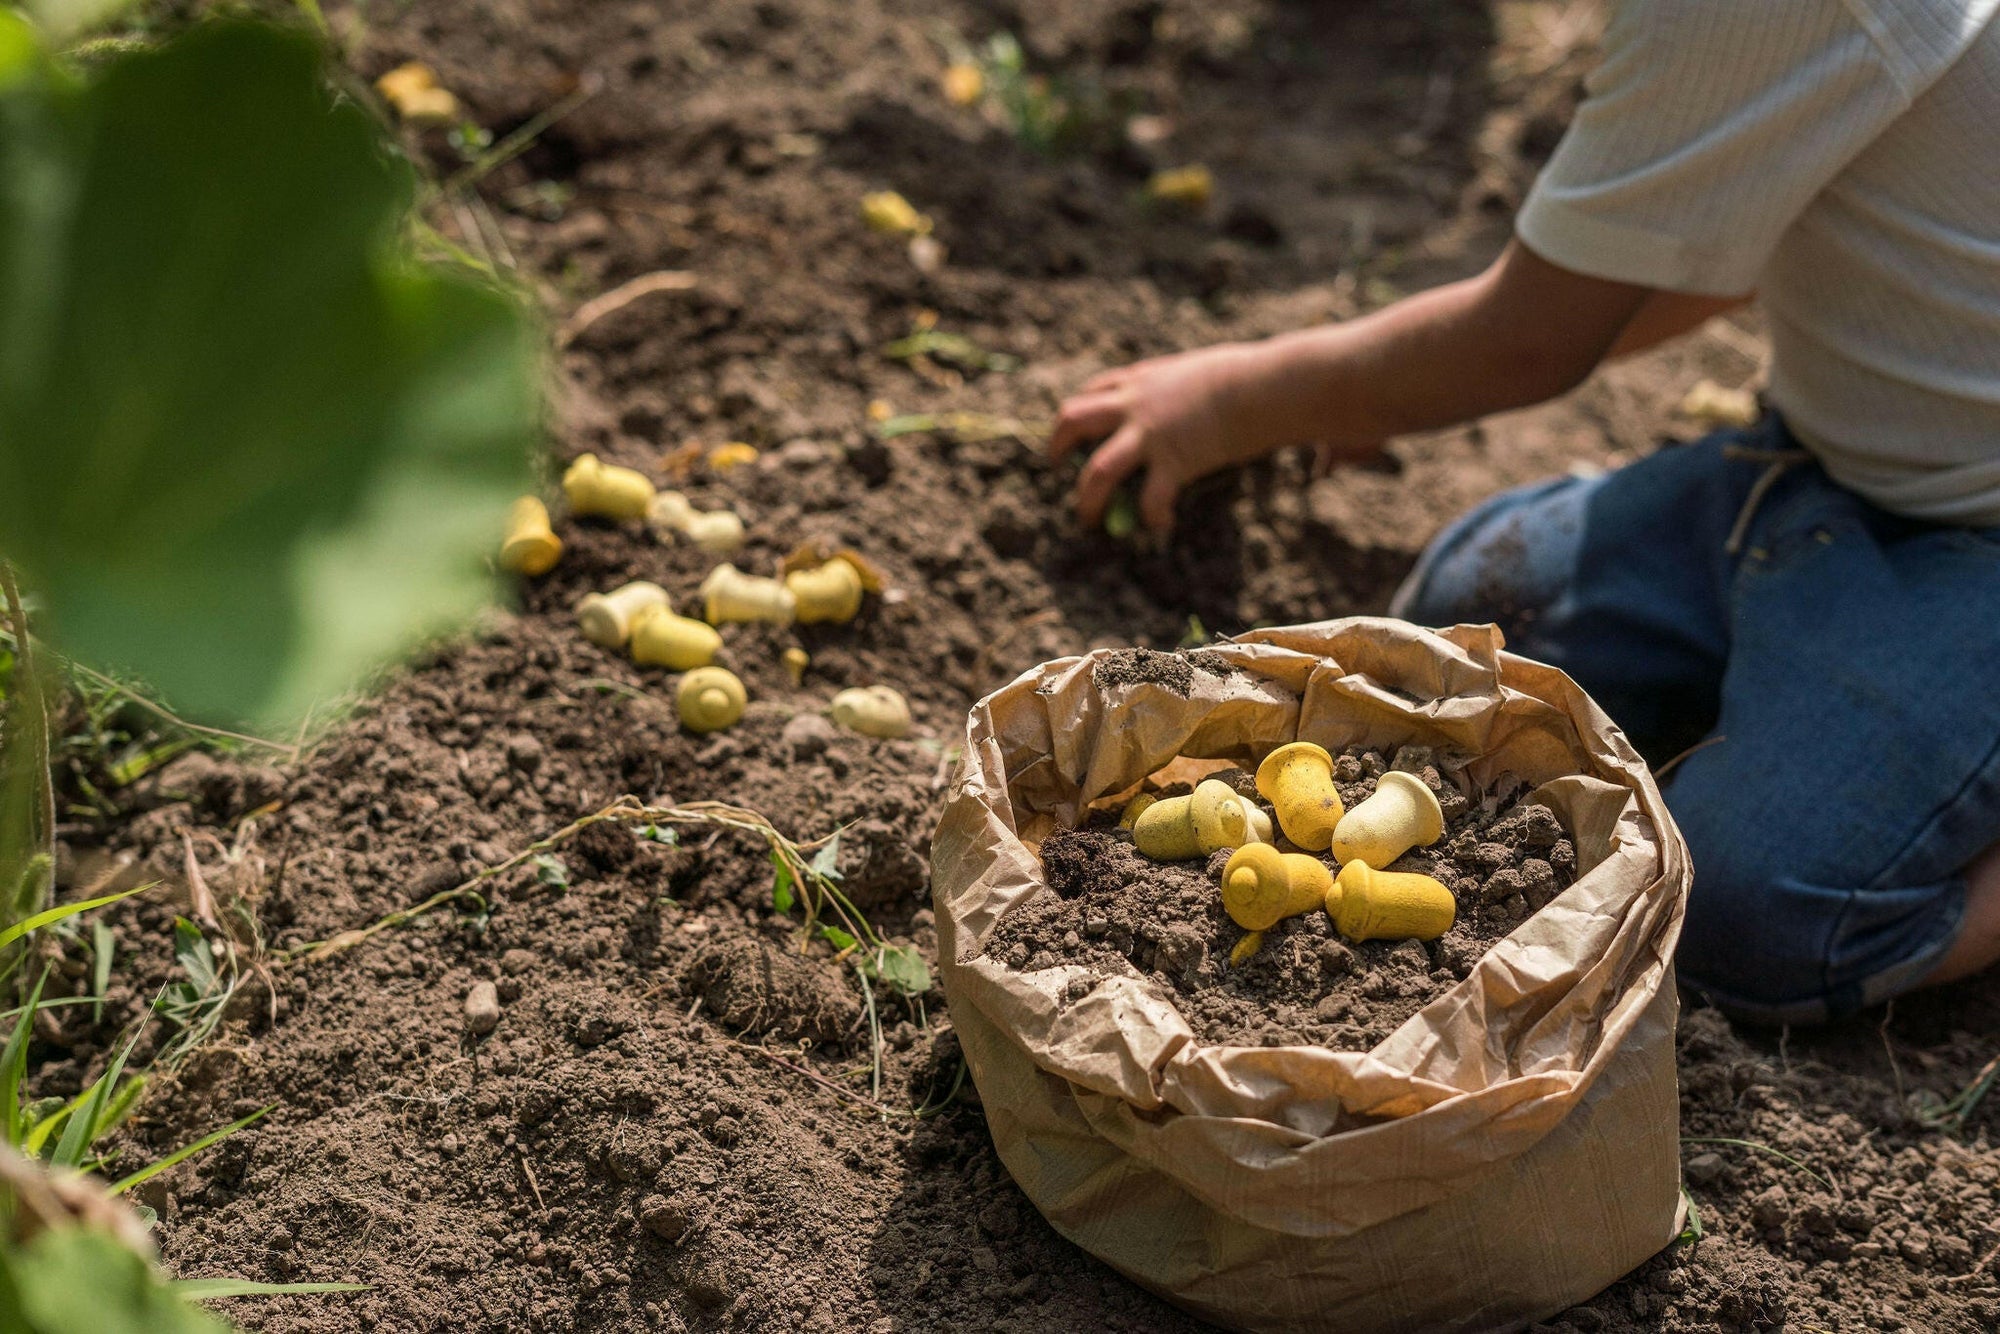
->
[0,562,55,913]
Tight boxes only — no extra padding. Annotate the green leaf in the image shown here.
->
[530,854,569,889]
[807,833,843,884]
[769,849,794,914]
[172,1277,368,1301]
[0,21,538,729]
[112,1103,271,1195]
[1,1225,232,1333]
[636,823,677,846]
[0,884,148,954]
[89,918,111,1022]
[168,918,216,998]
[818,925,857,952]
[1103,490,1138,541]
[868,944,932,997]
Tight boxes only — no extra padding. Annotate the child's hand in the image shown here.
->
[1048,341,1306,533]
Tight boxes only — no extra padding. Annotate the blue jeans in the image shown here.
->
[1394,418,2000,1024]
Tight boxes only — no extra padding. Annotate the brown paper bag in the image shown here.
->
[932,618,1691,1333]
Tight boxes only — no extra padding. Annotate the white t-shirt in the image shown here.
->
[1517,0,2000,525]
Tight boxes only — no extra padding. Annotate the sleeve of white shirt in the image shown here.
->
[1516,0,1934,296]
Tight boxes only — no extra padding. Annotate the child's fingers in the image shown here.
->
[1048,391,1126,465]
[1081,367,1131,393]
[1138,461,1182,535]
[1073,424,1145,526]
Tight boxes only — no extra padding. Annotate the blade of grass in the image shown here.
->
[51,1023,140,1168]
[0,969,48,1146]
[90,919,113,1023]
[1682,1136,1838,1197]
[0,884,151,953]
[112,1104,272,1195]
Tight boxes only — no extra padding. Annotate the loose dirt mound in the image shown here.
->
[986,751,1576,1050]
[30,0,2000,1331]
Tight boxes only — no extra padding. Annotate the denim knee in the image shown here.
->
[1670,787,1966,1026]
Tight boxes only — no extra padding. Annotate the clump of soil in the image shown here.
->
[986,747,1576,1049]
[1088,646,1234,696]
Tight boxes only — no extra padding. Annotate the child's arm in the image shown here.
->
[1049,241,1653,532]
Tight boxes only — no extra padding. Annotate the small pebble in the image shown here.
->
[464,980,501,1036]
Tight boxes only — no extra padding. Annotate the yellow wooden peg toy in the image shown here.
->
[677,666,747,733]
[1132,779,1248,861]
[562,452,656,520]
[829,685,912,739]
[629,606,722,671]
[1330,771,1445,869]
[785,557,865,625]
[701,564,796,626]
[574,581,671,649]
[1324,861,1457,944]
[1255,742,1345,851]
[499,497,562,576]
[1219,843,1334,931]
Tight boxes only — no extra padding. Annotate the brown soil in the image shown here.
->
[986,751,1575,1050]
[28,0,2000,1331]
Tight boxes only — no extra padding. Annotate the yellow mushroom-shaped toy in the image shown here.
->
[1118,792,1157,830]
[574,580,672,649]
[829,686,912,740]
[782,647,809,686]
[499,497,562,576]
[1330,770,1445,869]
[1132,779,1249,861]
[562,453,656,520]
[1324,861,1457,943]
[707,442,759,472]
[1255,743,1345,851]
[677,666,747,733]
[1220,843,1334,931]
[785,558,865,625]
[1234,796,1274,845]
[682,510,746,556]
[702,564,796,626]
[629,606,722,671]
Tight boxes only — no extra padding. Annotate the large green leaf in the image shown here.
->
[0,1226,229,1334]
[0,20,538,727]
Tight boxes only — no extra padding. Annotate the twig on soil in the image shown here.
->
[517,1151,546,1212]
[855,961,884,1104]
[728,1039,890,1116]
[557,271,699,347]
[437,77,599,199]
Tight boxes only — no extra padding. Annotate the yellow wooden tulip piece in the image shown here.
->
[941,63,983,107]
[1132,779,1248,861]
[574,580,671,649]
[829,686,912,740]
[1228,931,1265,965]
[562,452,656,520]
[785,558,865,625]
[499,496,562,576]
[1330,771,1445,869]
[702,564,796,626]
[1220,843,1334,932]
[1325,861,1456,944]
[630,606,722,671]
[1255,743,1345,852]
[677,667,747,733]
[782,647,810,686]
[1235,796,1273,845]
